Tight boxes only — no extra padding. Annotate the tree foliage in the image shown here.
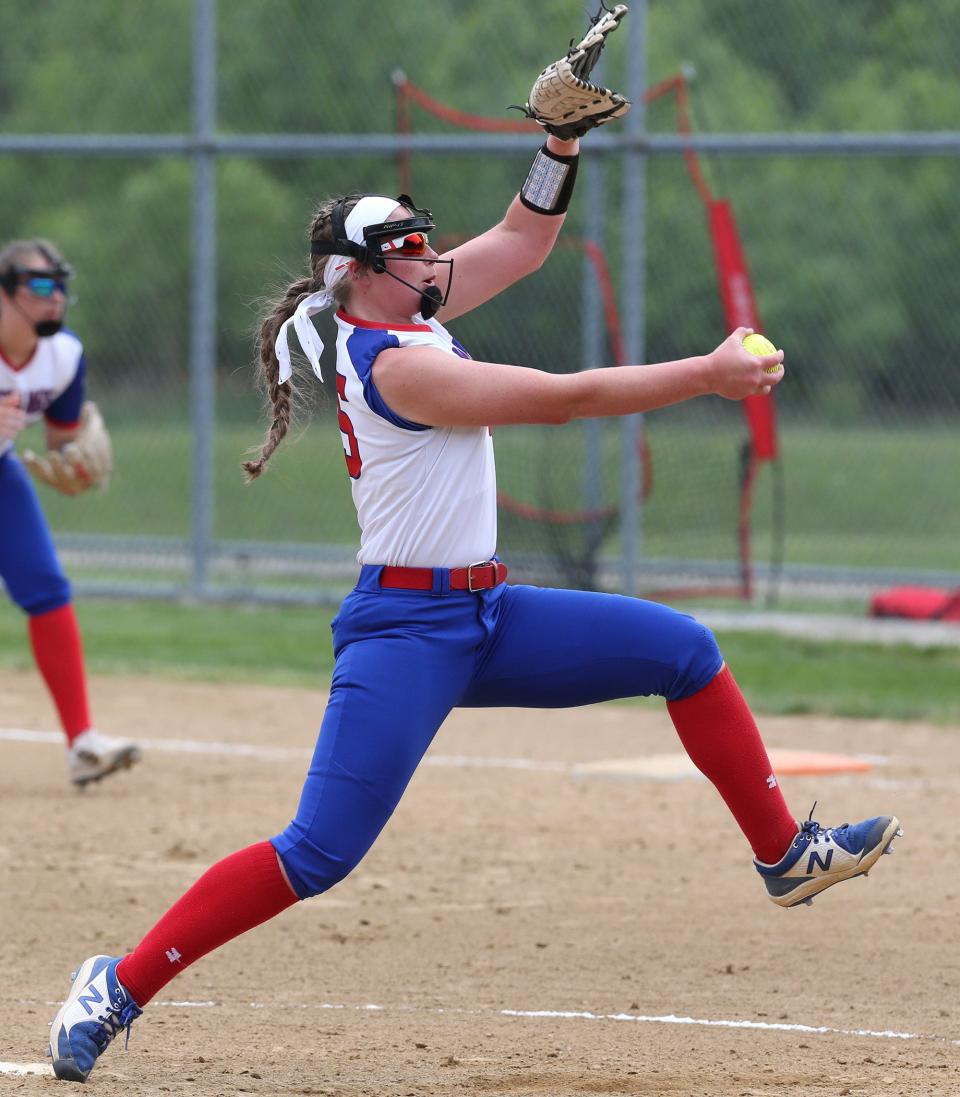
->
[2,0,958,416]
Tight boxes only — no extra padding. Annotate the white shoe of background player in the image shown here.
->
[68,728,142,788]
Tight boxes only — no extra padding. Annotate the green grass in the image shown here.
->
[2,597,958,724]
[18,409,358,546]
[0,598,337,689]
[640,416,960,571]
[21,407,960,573]
[714,631,960,723]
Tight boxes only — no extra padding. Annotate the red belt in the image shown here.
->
[379,561,508,592]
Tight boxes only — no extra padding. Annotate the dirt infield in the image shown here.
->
[2,669,958,1096]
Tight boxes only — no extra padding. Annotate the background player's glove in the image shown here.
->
[521,4,631,141]
[23,400,113,495]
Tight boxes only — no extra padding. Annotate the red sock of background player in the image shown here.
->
[28,604,91,746]
[116,841,298,1007]
[666,664,798,864]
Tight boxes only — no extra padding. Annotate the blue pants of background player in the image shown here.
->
[0,452,71,615]
[273,564,722,899]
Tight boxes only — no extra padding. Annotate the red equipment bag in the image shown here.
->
[869,586,960,622]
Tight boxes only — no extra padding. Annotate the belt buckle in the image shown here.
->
[467,560,495,592]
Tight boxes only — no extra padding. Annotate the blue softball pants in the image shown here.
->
[272,564,722,899]
[0,452,71,615]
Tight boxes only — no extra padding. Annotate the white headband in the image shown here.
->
[274,195,400,384]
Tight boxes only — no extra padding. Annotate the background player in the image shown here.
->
[46,8,900,1082]
[0,238,141,787]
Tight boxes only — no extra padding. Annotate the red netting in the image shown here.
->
[393,70,780,598]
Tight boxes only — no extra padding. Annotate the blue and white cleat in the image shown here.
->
[48,955,142,1082]
[755,808,902,908]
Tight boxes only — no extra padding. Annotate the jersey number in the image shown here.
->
[336,373,363,479]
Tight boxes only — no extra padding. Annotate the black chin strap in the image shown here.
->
[379,266,448,319]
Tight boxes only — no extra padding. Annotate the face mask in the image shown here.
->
[34,318,64,337]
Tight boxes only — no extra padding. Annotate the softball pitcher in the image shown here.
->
[47,7,900,1082]
[0,238,140,787]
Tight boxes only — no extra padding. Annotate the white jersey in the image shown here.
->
[0,329,86,459]
[333,309,497,568]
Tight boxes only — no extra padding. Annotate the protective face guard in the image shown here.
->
[311,194,453,318]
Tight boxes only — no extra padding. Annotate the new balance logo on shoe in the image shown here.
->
[76,984,105,1016]
[166,947,182,963]
[806,848,834,874]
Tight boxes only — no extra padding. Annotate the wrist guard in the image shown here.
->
[519,144,579,215]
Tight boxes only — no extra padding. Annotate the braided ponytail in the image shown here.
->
[242,277,312,481]
[242,195,363,482]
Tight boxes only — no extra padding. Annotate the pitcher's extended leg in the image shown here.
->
[666,664,797,863]
[120,596,476,1006]
[465,585,795,859]
[116,841,296,1008]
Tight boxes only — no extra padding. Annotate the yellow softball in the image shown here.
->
[742,332,782,373]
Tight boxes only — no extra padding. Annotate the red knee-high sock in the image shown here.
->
[116,841,298,1007]
[28,604,91,744]
[666,665,798,864]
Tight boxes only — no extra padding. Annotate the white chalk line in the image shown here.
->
[0,728,917,787]
[0,1060,54,1077]
[7,997,957,1067]
[0,728,569,773]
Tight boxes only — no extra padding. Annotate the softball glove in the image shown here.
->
[23,400,113,495]
[521,4,631,140]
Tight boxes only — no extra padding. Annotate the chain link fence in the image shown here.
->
[2,0,958,607]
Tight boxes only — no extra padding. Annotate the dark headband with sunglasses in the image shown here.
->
[0,262,74,298]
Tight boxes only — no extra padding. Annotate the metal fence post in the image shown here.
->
[579,45,609,588]
[190,0,217,597]
[619,0,647,595]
